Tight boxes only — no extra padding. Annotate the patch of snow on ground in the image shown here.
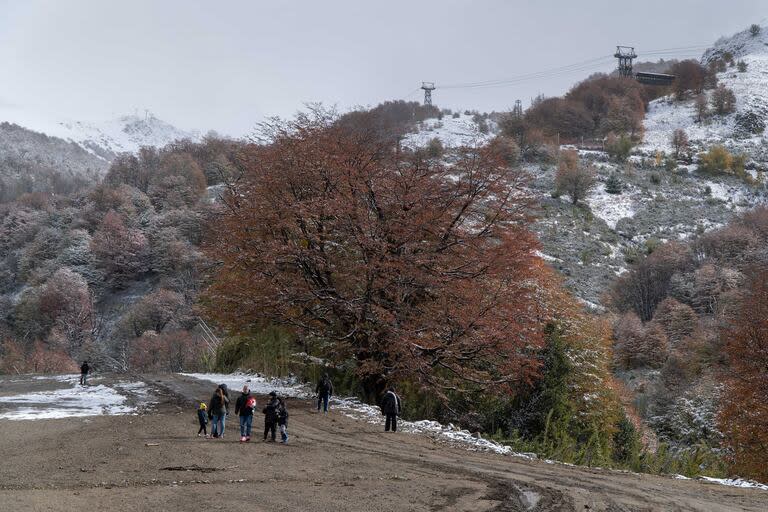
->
[333,395,532,457]
[699,476,768,491]
[534,250,562,263]
[703,180,745,204]
[402,114,492,149]
[0,376,153,421]
[182,372,314,399]
[585,187,635,229]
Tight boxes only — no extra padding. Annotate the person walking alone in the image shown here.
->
[315,373,334,414]
[380,386,401,432]
[79,361,90,386]
[234,385,256,442]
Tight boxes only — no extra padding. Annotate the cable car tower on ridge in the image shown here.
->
[421,82,436,106]
[614,46,637,77]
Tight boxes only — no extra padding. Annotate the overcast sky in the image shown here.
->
[0,0,766,136]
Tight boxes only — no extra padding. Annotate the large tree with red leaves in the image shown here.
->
[720,269,768,481]
[203,109,547,395]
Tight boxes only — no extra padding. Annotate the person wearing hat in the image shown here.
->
[197,402,209,437]
[262,391,280,442]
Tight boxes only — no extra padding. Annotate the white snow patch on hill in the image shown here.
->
[0,106,199,158]
[640,25,768,156]
[56,113,199,155]
[585,187,636,229]
[403,113,493,149]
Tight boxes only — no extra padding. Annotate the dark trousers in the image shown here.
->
[317,394,329,412]
[197,421,207,435]
[80,373,88,385]
[385,413,398,432]
[264,420,277,440]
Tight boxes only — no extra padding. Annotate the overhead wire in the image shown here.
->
[427,43,711,93]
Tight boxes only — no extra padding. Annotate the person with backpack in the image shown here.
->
[234,385,256,442]
[196,402,209,437]
[315,373,334,413]
[208,385,230,439]
[277,397,289,444]
[380,386,402,432]
[262,391,279,442]
[79,361,90,386]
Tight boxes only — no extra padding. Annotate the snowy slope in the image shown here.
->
[641,25,768,158]
[55,112,200,156]
[0,107,199,160]
[402,113,494,149]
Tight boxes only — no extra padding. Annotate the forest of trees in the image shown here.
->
[609,207,768,480]
[499,75,660,145]
[0,136,242,373]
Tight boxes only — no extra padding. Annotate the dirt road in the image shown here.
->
[0,373,766,511]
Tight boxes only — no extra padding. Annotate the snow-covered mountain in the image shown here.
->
[0,108,200,202]
[0,108,199,161]
[55,112,200,158]
[641,25,768,161]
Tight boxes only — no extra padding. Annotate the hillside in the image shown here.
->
[386,24,768,483]
[0,108,200,158]
[0,122,107,201]
[0,109,200,202]
[398,28,768,308]
[641,25,768,161]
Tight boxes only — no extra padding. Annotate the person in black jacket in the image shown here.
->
[79,361,90,386]
[208,386,230,439]
[262,391,279,442]
[234,385,255,442]
[380,386,402,432]
[277,397,289,444]
[315,373,334,413]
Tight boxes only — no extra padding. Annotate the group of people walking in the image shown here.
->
[195,373,403,442]
[198,383,289,443]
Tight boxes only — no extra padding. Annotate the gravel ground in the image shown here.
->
[0,373,766,512]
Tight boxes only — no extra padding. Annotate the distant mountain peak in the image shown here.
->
[0,107,199,161]
[54,111,199,157]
